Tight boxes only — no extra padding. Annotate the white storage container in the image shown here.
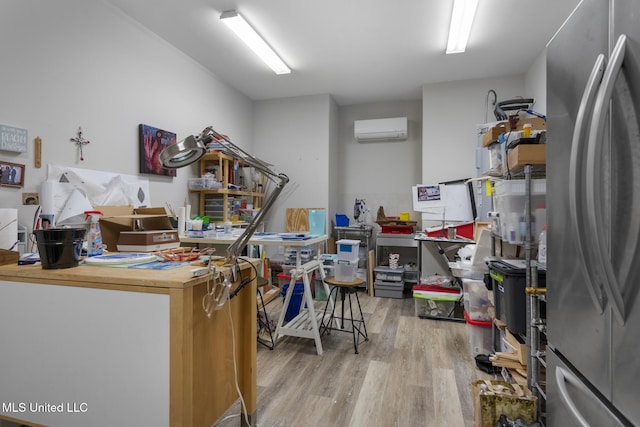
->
[334,259,358,282]
[493,179,546,244]
[462,278,494,322]
[336,239,360,263]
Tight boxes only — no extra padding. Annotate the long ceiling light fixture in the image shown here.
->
[446,0,478,54]
[220,10,291,75]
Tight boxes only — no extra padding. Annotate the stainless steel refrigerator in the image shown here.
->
[547,0,640,425]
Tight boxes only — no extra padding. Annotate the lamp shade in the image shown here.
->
[159,135,206,169]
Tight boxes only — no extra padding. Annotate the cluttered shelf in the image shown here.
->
[190,150,267,224]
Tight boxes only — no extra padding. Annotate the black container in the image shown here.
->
[488,260,546,336]
[34,228,86,269]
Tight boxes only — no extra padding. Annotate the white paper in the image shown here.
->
[0,208,18,251]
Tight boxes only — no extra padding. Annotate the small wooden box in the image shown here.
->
[0,249,19,266]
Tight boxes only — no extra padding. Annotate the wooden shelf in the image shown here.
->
[192,150,266,224]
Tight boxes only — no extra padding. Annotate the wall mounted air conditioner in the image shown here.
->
[354,117,408,142]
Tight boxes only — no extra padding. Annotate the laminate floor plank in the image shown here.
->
[215,291,494,427]
[348,360,390,427]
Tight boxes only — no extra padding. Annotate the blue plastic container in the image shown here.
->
[335,214,349,227]
[281,282,305,321]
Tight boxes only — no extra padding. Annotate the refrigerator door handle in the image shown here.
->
[586,34,627,325]
[555,366,592,427]
[555,365,628,427]
[569,53,607,314]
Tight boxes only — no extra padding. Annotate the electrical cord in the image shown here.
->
[210,256,263,427]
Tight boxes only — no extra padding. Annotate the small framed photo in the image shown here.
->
[0,161,25,188]
[22,192,39,205]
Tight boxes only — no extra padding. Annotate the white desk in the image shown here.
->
[181,234,328,266]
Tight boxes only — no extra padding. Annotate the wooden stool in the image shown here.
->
[320,276,369,354]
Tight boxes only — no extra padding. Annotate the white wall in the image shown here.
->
[422,75,525,186]
[337,101,422,225]
[252,94,333,233]
[420,76,525,275]
[0,0,252,211]
[525,49,548,115]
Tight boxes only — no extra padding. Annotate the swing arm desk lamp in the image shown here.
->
[159,126,289,266]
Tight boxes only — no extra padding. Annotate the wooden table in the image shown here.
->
[0,259,257,427]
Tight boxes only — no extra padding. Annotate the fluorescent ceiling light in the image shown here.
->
[446,0,478,54]
[220,10,291,75]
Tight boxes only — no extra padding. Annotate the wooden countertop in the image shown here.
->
[0,258,259,290]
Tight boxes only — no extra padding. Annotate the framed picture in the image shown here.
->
[0,161,25,188]
[139,124,177,177]
[22,192,39,205]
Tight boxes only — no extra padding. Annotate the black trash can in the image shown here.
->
[34,228,86,269]
[488,260,546,336]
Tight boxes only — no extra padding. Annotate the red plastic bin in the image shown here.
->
[425,221,474,239]
[381,224,414,234]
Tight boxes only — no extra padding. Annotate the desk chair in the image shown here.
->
[320,276,369,354]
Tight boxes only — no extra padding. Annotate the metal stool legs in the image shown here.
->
[320,285,369,354]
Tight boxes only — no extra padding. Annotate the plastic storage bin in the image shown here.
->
[464,310,492,356]
[335,214,349,227]
[488,259,546,335]
[336,239,360,263]
[412,284,462,318]
[374,266,404,282]
[374,281,404,298]
[334,259,358,282]
[462,278,493,322]
[493,179,546,244]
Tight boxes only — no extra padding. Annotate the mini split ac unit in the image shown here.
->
[354,117,408,142]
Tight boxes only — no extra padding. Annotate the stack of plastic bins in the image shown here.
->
[334,239,360,282]
[373,266,405,298]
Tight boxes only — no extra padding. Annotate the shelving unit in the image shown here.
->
[489,164,547,417]
[190,151,266,224]
[523,164,547,413]
[376,233,419,296]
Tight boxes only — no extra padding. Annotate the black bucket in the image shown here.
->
[34,228,86,269]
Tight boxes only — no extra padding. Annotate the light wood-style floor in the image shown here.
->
[216,290,493,427]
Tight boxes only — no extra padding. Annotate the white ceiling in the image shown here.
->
[106,0,580,106]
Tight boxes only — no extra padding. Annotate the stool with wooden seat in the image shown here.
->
[319,276,369,354]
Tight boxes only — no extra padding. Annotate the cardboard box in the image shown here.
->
[482,118,546,147]
[507,144,546,171]
[117,230,180,252]
[482,122,508,147]
[509,117,546,132]
[96,206,174,252]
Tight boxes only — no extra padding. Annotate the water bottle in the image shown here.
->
[537,225,547,266]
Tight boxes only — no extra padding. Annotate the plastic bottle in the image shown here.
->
[84,211,103,256]
[537,225,547,266]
